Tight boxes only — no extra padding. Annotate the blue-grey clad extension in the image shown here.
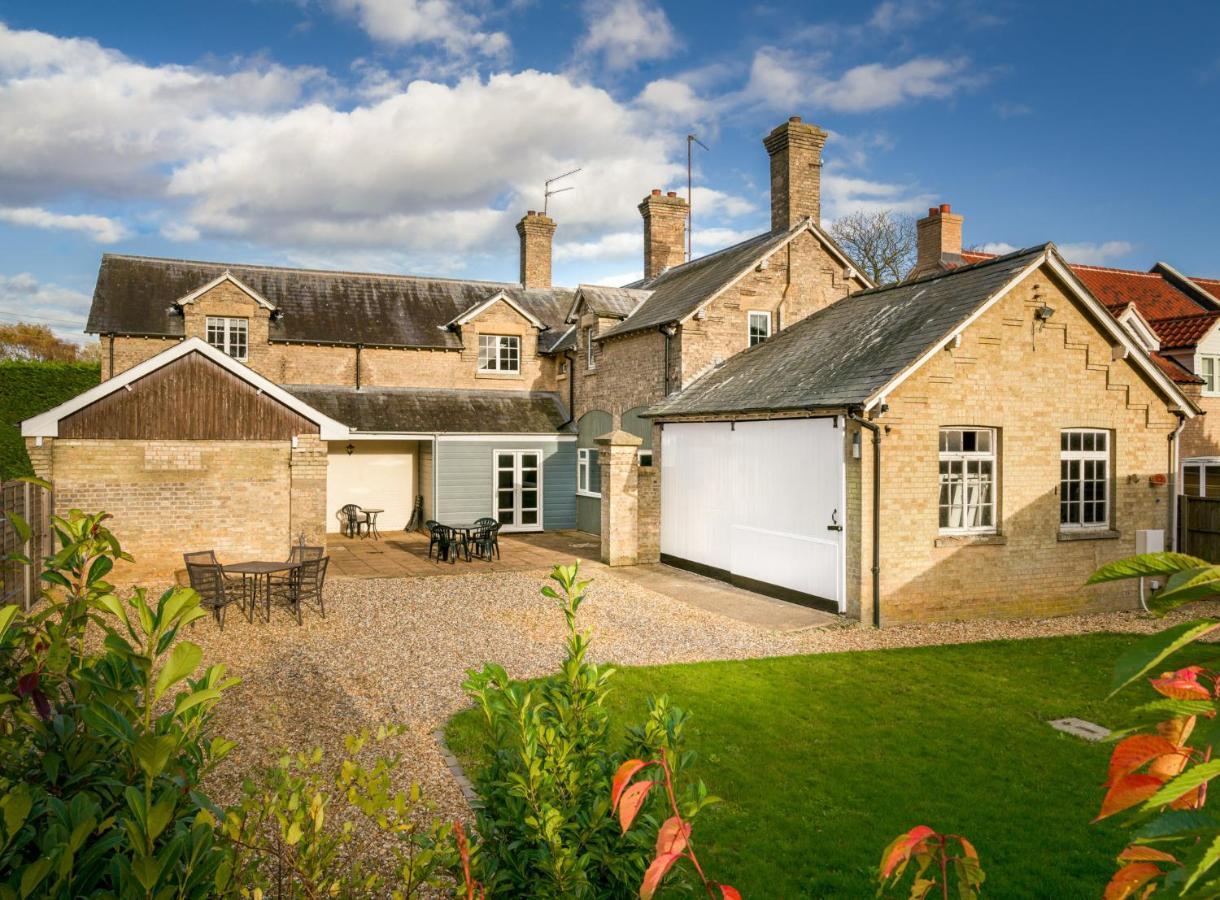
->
[434,439,576,530]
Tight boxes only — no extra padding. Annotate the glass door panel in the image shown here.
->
[493,450,543,531]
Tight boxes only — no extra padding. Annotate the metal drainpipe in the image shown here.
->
[1169,410,1187,551]
[848,409,883,627]
[559,350,576,429]
[660,324,676,395]
[355,343,364,390]
[107,333,115,379]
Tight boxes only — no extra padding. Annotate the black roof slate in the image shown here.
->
[86,254,574,352]
[573,284,651,319]
[646,245,1049,417]
[282,385,572,434]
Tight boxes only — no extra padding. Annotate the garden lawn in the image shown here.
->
[446,633,1146,898]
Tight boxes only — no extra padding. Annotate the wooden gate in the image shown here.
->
[1180,495,1220,563]
[1,480,51,611]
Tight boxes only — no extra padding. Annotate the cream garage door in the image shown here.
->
[660,419,845,610]
[327,440,417,533]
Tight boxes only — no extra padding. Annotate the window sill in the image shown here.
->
[1058,528,1120,542]
[475,371,522,380]
[934,533,1006,548]
[576,490,602,500]
[584,369,598,376]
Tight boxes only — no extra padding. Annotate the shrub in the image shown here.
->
[460,563,713,898]
[0,361,99,480]
[0,507,238,898]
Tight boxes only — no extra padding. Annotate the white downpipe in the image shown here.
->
[1169,412,1187,552]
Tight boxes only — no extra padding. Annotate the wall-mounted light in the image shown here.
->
[346,443,355,456]
[1035,303,1056,321]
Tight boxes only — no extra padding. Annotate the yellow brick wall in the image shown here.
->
[853,263,1180,624]
[46,438,309,584]
[1178,385,1220,459]
[107,287,561,392]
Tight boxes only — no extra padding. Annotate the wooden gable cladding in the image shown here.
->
[59,350,319,440]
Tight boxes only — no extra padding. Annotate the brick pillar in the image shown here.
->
[637,464,660,563]
[24,437,54,483]
[289,434,327,548]
[597,430,643,566]
[763,116,827,230]
[516,211,557,289]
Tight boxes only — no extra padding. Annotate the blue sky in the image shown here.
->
[0,0,1217,342]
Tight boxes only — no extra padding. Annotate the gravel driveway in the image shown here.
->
[182,566,1219,824]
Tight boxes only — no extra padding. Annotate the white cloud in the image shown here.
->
[329,0,509,57]
[822,174,933,220]
[974,241,1018,255]
[589,270,642,287]
[555,231,639,262]
[577,0,678,71]
[0,272,92,342]
[869,0,938,31]
[1058,241,1135,266]
[0,206,127,243]
[742,47,974,113]
[636,78,707,120]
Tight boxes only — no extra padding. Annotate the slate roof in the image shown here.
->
[282,385,571,434]
[646,246,1048,417]
[600,228,796,339]
[573,285,651,319]
[86,254,575,352]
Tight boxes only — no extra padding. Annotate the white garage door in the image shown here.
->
[327,440,417,533]
[661,419,845,610]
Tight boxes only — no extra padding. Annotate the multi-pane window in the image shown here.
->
[1201,356,1220,394]
[748,311,771,346]
[1183,460,1220,497]
[938,428,996,532]
[577,448,601,496]
[585,326,597,370]
[205,317,248,361]
[477,334,520,373]
[1060,429,1110,528]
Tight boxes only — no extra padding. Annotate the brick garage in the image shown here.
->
[24,342,332,584]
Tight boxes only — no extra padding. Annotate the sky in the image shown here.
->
[0,0,1217,343]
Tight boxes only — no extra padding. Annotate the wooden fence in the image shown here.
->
[1180,495,1220,564]
[0,480,51,611]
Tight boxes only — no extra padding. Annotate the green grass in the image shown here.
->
[445,634,1147,897]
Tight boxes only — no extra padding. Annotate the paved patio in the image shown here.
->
[325,529,601,579]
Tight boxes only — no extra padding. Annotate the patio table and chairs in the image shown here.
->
[425,519,502,563]
[339,504,383,539]
[183,544,330,627]
[183,550,249,629]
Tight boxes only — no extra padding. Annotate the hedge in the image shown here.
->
[0,361,100,481]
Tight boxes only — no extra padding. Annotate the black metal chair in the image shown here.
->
[270,545,324,596]
[183,552,245,629]
[339,504,368,538]
[286,556,329,625]
[473,517,501,560]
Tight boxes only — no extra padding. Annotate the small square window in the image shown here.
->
[478,335,520,374]
[205,317,248,361]
[748,311,771,346]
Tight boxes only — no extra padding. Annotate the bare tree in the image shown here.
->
[828,209,917,286]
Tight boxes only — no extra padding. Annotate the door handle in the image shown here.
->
[827,509,844,532]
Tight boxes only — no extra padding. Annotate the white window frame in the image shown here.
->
[1060,428,1110,530]
[585,326,597,370]
[748,310,772,347]
[477,334,520,374]
[577,448,601,497]
[1201,355,1220,395]
[205,316,248,361]
[1183,458,1220,497]
[938,427,997,534]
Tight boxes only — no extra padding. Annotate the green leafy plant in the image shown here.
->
[0,506,239,898]
[877,826,983,899]
[1087,552,1220,897]
[460,563,710,898]
[221,725,457,898]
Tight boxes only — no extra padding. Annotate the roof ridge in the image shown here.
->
[100,252,573,292]
[1150,310,1220,323]
[1069,261,1164,276]
[858,243,1049,298]
[636,226,781,286]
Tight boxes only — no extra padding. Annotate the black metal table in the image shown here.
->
[362,508,384,540]
[224,560,300,622]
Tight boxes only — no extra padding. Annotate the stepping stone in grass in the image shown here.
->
[1048,717,1111,742]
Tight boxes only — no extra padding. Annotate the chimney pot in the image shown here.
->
[763,115,828,229]
[910,203,964,280]
[928,207,938,217]
[639,190,689,281]
[939,203,952,214]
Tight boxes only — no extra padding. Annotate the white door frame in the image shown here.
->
[492,449,544,532]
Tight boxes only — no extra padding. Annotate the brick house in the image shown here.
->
[638,243,1200,624]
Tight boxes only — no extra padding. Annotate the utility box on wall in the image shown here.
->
[1136,529,1165,555]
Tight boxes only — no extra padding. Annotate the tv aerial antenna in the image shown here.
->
[543,168,582,216]
[686,134,709,261]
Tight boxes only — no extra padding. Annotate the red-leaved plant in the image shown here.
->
[612,750,740,900]
[877,826,984,899]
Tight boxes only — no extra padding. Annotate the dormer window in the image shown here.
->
[206,317,248,361]
[478,334,520,374]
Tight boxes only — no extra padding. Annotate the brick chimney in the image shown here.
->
[638,189,688,280]
[763,116,827,230]
[516,211,557,289]
[910,204,964,279]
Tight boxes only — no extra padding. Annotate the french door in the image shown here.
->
[494,450,542,531]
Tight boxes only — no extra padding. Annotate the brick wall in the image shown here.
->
[1178,385,1220,459]
[44,438,301,584]
[108,287,561,393]
[853,264,1180,624]
[637,465,660,562]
